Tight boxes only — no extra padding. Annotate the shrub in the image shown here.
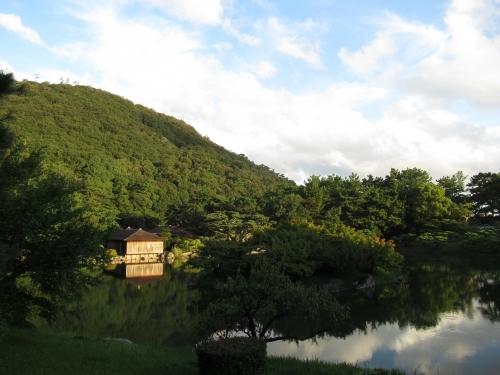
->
[195,337,266,375]
[461,230,500,254]
[172,247,183,258]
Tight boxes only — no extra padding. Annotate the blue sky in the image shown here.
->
[1,0,500,183]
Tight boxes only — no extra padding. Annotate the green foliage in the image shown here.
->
[388,168,452,234]
[462,230,500,254]
[158,228,203,252]
[193,238,253,275]
[2,80,285,229]
[195,337,267,375]
[162,226,203,253]
[0,158,107,325]
[246,222,403,276]
[204,211,271,241]
[249,222,324,277]
[0,72,107,326]
[320,224,403,272]
[468,172,500,219]
[176,238,203,252]
[172,247,184,258]
[195,221,404,279]
[191,211,272,274]
[415,231,451,249]
[194,260,349,343]
[437,171,468,204]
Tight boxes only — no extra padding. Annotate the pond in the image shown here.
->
[37,263,500,375]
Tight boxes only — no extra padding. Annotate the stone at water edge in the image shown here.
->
[105,337,134,345]
[353,275,375,289]
[322,278,344,293]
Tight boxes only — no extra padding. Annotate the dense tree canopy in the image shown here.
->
[0,72,107,327]
[467,172,500,219]
[3,77,497,239]
[1,80,287,230]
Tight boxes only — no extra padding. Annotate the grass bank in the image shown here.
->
[0,329,416,375]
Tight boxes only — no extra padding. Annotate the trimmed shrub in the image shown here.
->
[195,337,266,375]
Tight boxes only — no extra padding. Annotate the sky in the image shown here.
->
[1,0,500,183]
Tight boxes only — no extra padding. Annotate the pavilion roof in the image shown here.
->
[109,227,165,242]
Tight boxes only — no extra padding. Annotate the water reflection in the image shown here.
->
[36,263,500,374]
[476,275,500,322]
[267,267,500,375]
[105,262,164,279]
[268,301,500,375]
[36,265,200,346]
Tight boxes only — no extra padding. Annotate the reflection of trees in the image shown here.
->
[321,265,479,339]
[34,265,500,345]
[475,275,500,322]
[36,269,199,346]
[236,265,481,341]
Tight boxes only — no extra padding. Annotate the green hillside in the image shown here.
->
[2,80,289,229]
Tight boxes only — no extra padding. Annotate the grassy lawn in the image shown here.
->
[0,329,414,375]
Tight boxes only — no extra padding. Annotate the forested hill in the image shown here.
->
[3,80,290,229]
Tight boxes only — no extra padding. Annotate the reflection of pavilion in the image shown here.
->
[105,262,164,279]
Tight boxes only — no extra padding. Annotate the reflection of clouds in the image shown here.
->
[268,300,500,374]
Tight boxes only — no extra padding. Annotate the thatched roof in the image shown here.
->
[148,225,199,239]
[109,227,165,242]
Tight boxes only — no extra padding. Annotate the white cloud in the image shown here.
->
[338,13,447,76]
[222,18,261,45]
[27,0,500,183]
[339,0,500,108]
[138,0,224,25]
[324,82,388,108]
[214,42,232,52]
[338,32,396,75]
[251,0,275,11]
[0,13,42,44]
[253,61,276,78]
[403,0,500,107]
[264,17,324,68]
[49,42,87,59]
[277,36,323,68]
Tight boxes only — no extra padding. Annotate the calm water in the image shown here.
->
[268,298,500,374]
[39,263,500,375]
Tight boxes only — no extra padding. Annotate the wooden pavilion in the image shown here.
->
[107,227,165,256]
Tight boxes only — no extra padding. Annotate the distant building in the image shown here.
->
[147,225,199,239]
[107,227,165,255]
